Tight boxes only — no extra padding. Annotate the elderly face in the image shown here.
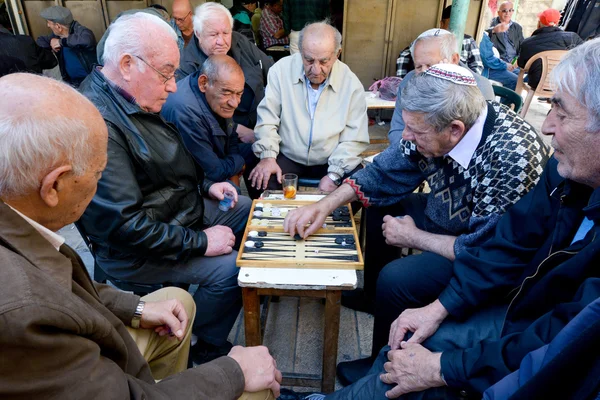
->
[542,89,600,187]
[197,13,232,56]
[413,38,456,74]
[172,3,193,35]
[401,110,457,158]
[498,2,514,24]
[301,34,338,87]
[243,2,258,12]
[270,0,283,14]
[200,68,245,119]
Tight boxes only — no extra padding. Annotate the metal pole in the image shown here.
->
[448,0,470,53]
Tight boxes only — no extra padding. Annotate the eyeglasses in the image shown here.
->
[500,9,515,13]
[173,11,192,23]
[132,54,174,85]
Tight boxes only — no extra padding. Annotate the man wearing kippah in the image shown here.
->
[36,5,96,87]
[283,63,549,386]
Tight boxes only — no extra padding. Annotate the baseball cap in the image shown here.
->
[538,9,561,26]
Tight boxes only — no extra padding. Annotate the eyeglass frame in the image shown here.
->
[500,8,515,13]
[173,11,192,23]
[132,54,175,85]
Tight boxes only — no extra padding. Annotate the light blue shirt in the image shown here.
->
[571,217,594,245]
[305,76,327,120]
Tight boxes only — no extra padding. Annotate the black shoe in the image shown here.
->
[190,339,233,366]
[336,357,374,387]
[341,288,375,314]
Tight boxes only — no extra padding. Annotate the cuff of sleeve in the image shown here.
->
[440,350,466,389]
[438,285,469,319]
[192,356,246,398]
[327,165,345,177]
[201,180,214,195]
[197,230,208,256]
[344,177,371,207]
[115,291,141,324]
[260,151,279,159]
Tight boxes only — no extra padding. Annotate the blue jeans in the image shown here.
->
[488,68,519,91]
[327,305,507,400]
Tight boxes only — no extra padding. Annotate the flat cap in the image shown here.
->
[40,6,73,26]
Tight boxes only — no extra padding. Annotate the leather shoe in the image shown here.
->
[190,339,233,366]
[341,288,375,314]
[336,357,374,387]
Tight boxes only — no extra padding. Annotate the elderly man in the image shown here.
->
[0,73,281,399]
[172,0,194,47]
[283,64,549,383]
[78,13,252,365]
[162,55,245,184]
[260,0,289,49]
[36,5,96,87]
[486,1,525,63]
[295,38,600,400]
[249,21,369,193]
[389,29,494,146]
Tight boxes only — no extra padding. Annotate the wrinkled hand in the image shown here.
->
[492,22,510,34]
[380,342,444,398]
[139,299,188,340]
[506,62,516,71]
[283,202,331,239]
[237,124,256,144]
[208,182,239,208]
[248,158,282,191]
[318,175,339,192]
[50,37,62,52]
[228,346,283,397]
[204,225,236,256]
[382,215,421,248]
[389,301,449,349]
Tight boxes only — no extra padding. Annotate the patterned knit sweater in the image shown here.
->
[346,102,550,255]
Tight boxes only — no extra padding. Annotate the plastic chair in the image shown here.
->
[515,50,568,118]
[493,85,523,113]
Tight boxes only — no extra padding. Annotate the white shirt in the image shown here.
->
[447,106,488,169]
[8,205,65,251]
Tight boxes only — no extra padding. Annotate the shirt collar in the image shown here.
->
[7,205,65,251]
[446,106,488,169]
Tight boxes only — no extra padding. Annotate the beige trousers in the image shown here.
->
[127,287,274,400]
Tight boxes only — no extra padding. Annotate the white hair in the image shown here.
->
[298,20,342,54]
[0,114,94,198]
[102,12,177,67]
[551,38,600,132]
[411,33,458,61]
[193,2,233,36]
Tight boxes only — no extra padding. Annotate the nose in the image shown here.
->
[166,77,177,93]
[540,109,555,137]
[227,95,240,108]
[402,128,415,141]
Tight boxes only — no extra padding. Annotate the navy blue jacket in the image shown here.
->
[161,70,245,183]
[439,157,600,394]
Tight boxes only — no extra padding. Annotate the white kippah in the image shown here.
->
[424,64,477,86]
[410,29,453,54]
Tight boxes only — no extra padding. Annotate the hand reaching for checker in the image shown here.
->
[283,203,331,238]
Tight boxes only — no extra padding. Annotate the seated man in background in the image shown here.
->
[229,0,258,42]
[249,21,369,193]
[517,8,583,90]
[480,31,519,90]
[396,5,483,78]
[260,0,289,49]
[172,0,195,48]
[0,73,281,400]
[486,1,524,64]
[179,2,273,198]
[36,5,96,87]
[389,29,495,146]
[284,64,549,383]
[79,13,252,365]
[162,55,246,186]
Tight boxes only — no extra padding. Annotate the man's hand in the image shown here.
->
[388,300,449,349]
[228,346,283,397]
[248,158,282,190]
[236,124,256,144]
[139,299,188,340]
[382,215,421,248]
[204,225,236,256]
[50,38,62,52]
[318,175,339,192]
[208,182,239,208]
[506,62,516,71]
[379,342,445,398]
[283,202,331,238]
[492,22,510,34]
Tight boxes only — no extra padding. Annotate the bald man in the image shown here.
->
[486,1,524,63]
[162,54,246,184]
[250,21,369,193]
[172,0,194,47]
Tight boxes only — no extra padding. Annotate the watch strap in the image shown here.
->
[131,300,145,329]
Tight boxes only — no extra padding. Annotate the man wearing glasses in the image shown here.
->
[79,12,253,366]
[486,1,524,63]
[172,0,194,48]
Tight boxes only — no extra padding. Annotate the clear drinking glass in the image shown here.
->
[282,173,298,199]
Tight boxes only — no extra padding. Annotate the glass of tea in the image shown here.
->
[282,173,298,199]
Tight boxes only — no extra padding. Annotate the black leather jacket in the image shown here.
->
[79,68,212,278]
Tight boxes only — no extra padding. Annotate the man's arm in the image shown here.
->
[36,33,54,49]
[63,25,96,49]
[396,48,412,79]
[387,72,410,146]
[464,37,484,75]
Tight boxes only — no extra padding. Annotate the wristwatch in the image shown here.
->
[327,172,342,186]
[131,300,145,329]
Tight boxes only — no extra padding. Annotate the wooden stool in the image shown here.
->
[239,267,357,393]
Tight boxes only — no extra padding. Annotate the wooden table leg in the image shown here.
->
[242,287,262,346]
[322,290,342,393]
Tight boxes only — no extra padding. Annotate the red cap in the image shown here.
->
[538,9,561,26]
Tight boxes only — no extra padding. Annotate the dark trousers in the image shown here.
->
[239,142,262,199]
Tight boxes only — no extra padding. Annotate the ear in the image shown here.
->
[198,74,209,93]
[39,165,72,208]
[451,53,460,65]
[336,49,342,59]
[448,120,466,145]
[119,54,134,82]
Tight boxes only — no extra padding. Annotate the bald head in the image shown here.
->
[172,0,193,36]
[298,21,342,88]
[200,54,244,84]
[299,21,342,54]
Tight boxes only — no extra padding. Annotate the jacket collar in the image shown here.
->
[531,26,562,36]
[0,201,73,290]
[90,67,142,116]
[293,52,342,93]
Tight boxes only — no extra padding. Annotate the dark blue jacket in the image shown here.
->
[161,70,245,183]
[439,157,600,394]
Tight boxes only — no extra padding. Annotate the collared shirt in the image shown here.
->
[7,205,65,251]
[260,7,289,48]
[305,76,327,120]
[446,106,488,169]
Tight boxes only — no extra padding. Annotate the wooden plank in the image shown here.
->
[238,267,357,290]
[242,287,262,346]
[322,290,342,393]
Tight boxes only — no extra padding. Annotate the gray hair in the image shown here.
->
[0,109,95,199]
[411,33,458,61]
[103,12,177,67]
[193,2,233,36]
[200,55,243,84]
[551,38,600,132]
[399,73,486,132]
[298,20,342,54]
